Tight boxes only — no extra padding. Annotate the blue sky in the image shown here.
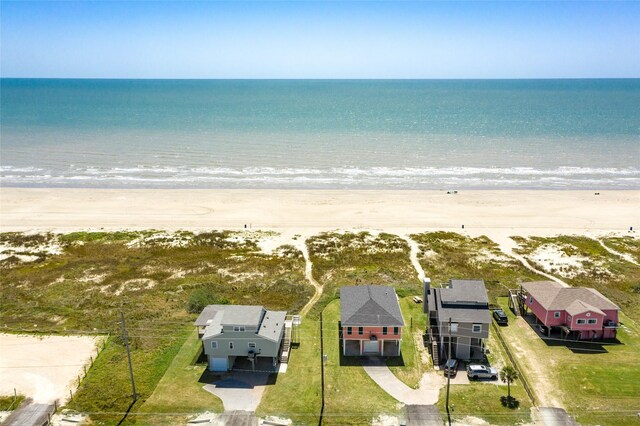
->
[1,1,639,78]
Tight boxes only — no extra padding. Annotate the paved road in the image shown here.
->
[537,407,580,426]
[216,410,259,426]
[203,372,271,412]
[406,405,444,426]
[361,357,442,405]
[2,402,54,426]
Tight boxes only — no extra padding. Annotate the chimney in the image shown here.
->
[423,277,431,314]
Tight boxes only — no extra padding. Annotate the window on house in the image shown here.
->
[554,312,561,318]
[472,324,482,333]
[347,327,352,335]
[211,341,217,349]
[450,323,459,333]
[248,342,256,349]
[576,319,586,325]
[393,327,399,335]
[233,326,246,332]
[358,327,363,335]
[529,296,534,305]
[587,319,597,324]
[382,327,388,335]
[229,342,234,349]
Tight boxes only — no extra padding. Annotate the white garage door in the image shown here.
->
[363,341,379,354]
[209,356,228,372]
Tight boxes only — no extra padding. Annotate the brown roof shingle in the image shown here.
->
[522,281,619,313]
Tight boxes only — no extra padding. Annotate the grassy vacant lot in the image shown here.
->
[512,235,640,320]
[0,231,310,424]
[256,320,322,425]
[306,231,419,318]
[437,323,533,425]
[135,329,223,425]
[497,297,640,426]
[322,300,400,425]
[410,232,544,304]
[386,297,430,388]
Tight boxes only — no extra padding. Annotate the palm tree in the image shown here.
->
[500,366,519,401]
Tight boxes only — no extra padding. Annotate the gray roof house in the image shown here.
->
[340,286,405,356]
[195,305,287,372]
[423,278,491,362]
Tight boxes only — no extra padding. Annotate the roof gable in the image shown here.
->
[566,300,605,317]
[522,281,619,312]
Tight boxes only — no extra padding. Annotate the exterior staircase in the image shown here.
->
[509,289,522,316]
[280,320,293,362]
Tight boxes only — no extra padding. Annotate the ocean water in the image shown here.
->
[1,79,639,189]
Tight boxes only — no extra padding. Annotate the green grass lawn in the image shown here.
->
[496,297,640,426]
[436,318,533,426]
[436,383,532,426]
[306,231,420,318]
[386,297,430,389]
[66,327,192,424]
[135,328,223,425]
[410,232,545,305]
[322,300,401,425]
[256,320,322,425]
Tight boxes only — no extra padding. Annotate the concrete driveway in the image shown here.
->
[203,372,271,412]
[362,357,443,405]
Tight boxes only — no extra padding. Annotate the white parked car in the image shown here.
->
[466,364,498,380]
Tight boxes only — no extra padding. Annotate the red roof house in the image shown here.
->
[521,281,620,340]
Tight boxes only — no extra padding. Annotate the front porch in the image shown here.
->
[342,338,401,356]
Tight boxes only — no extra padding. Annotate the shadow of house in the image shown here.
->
[521,313,614,354]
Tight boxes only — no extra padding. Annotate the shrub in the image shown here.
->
[187,284,229,313]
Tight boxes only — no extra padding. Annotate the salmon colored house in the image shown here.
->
[521,281,620,340]
[340,286,404,356]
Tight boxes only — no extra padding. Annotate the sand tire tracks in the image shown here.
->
[491,234,568,287]
[298,239,323,317]
[596,238,640,266]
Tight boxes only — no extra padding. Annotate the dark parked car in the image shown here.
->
[493,309,508,325]
[443,358,459,377]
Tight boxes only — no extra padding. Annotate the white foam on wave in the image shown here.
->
[2,165,639,189]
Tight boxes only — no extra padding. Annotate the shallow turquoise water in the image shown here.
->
[1,79,638,188]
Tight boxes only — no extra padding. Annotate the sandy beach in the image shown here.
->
[1,188,637,237]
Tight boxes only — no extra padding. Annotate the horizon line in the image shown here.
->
[2,77,640,81]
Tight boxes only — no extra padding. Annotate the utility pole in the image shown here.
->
[446,317,452,419]
[120,309,137,402]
